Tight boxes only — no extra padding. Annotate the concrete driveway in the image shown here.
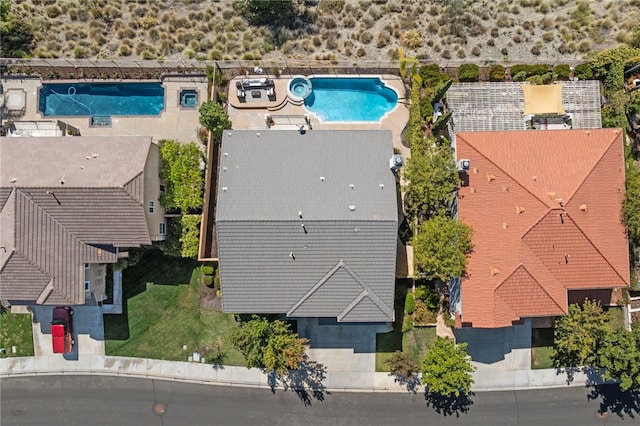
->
[30,305,105,359]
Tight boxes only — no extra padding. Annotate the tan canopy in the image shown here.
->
[522,84,565,115]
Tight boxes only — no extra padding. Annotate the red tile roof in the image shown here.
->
[457,129,629,328]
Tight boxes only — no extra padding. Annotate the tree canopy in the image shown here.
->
[404,142,459,220]
[159,140,204,212]
[625,160,640,248]
[596,326,640,392]
[421,337,475,397]
[413,215,473,282]
[552,299,610,368]
[242,0,296,28]
[199,101,232,143]
[231,316,308,375]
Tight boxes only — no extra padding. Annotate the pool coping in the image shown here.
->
[301,74,401,125]
[37,80,168,120]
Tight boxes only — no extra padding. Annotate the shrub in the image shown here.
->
[214,273,220,290]
[554,64,571,80]
[413,300,437,324]
[488,64,505,81]
[405,292,416,314]
[573,63,593,79]
[526,75,544,85]
[389,351,419,378]
[510,63,550,78]
[203,275,213,286]
[202,265,214,276]
[458,63,479,82]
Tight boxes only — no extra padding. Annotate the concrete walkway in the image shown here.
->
[0,354,607,393]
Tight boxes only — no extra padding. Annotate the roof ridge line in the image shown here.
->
[565,132,622,205]
[458,135,550,208]
[337,290,368,322]
[340,262,394,320]
[561,213,629,287]
[122,171,145,205]
[287,260,344,316]
[496,264,565,315]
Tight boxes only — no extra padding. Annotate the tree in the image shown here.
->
[552,299,611,368]
[242,0,296,28]
[596,327,640,392]
[412,216,473,282]
[624,160,640,248]
[421,337,475,397]
[159,140,204,212]
[231,316,308,375]
[199,101,231,143]
[404,142,459,220]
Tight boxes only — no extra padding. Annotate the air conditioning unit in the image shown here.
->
[389,155,403,172]
[458,159,471,171]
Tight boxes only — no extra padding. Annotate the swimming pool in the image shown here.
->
[39,83,164,116]
[303,77,398,122]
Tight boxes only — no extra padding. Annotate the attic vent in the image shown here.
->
[502,186,509,192]
[320,176,325,182]
[349,184,355,189]
[473,168,478,174]
[298,210,303,218]
[379,184,384,189]
[349,205,356,211]
[222,187,228,192]
[470,187,476,193]
[547,191,556,199]
[486,173,496,182]
[579,204,588,212]
[516,205,526,214]
[532,175,537,181]
[502,222,508,229]
[490,266,500,276]
[256,132,261,137]
[10,178,17,183]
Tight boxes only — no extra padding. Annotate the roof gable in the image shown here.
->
[287,261,394,321]
[495,266,564,317]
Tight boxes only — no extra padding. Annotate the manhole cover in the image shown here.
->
[153,402,167,416]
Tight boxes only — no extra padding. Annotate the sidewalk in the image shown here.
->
[0,355,605,393]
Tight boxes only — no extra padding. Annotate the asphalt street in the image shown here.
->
[1,376,638,425]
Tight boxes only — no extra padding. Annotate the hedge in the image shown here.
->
[458,63,480,82]
[488,64,505,82]
[573,63,593,80]
[553,64,571,80]
[202,265,214,275]
[509,64,550,78]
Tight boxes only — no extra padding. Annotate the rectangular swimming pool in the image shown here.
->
[39,83,164,116]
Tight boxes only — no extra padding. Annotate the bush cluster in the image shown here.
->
[458,63,479,82]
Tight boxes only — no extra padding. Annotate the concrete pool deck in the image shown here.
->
[227,74,410,160]
[0,75,207,142]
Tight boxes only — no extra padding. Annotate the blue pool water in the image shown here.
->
[304,77,398,122]
[39,83,164,116]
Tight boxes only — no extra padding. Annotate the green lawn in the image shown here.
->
[376,324,437,372]
[0,312,34,358]
[104,250,245,365]
[531,327,554,369]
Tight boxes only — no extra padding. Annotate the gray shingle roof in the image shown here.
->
[0,136,153,305]
[216,131,398,322]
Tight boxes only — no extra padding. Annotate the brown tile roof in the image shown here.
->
[457,129,629,328]
[0,136,153,305]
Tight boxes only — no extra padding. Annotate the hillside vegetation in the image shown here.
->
[3,0,640,63]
